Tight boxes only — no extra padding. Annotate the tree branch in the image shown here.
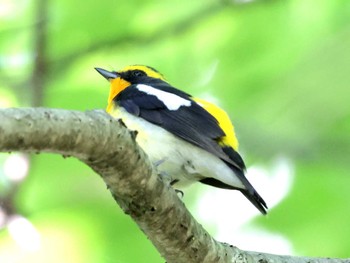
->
[0,108,348,263]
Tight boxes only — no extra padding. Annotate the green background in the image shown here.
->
[1,0,350,262]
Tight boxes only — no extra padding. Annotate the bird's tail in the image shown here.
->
[230,163,268,215]
[240,188,267,215]
[200,175,268,215]
[220,146,268,214]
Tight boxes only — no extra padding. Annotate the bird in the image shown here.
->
[95,65,267,214]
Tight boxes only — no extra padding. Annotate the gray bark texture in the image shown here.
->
[0,108,348,263]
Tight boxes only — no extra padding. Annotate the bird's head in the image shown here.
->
[95,65,166,111]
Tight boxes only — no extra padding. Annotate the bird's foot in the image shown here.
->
[153,158,167,168]
[175,189,184,198]
[170,179,184,198]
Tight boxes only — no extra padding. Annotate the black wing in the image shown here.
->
[115,83,236,165]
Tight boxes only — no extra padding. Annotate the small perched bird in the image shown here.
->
[95,65,267,214]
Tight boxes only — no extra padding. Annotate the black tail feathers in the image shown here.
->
[199,177,268,215]
[240,188,268,215]
[220,146,268,214]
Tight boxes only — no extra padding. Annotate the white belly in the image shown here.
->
[111,108,245,189]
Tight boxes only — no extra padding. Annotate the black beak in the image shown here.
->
[95,67,119,80]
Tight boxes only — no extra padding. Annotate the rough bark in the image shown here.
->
[0,108,348,263]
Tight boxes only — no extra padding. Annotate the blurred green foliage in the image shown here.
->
[1,0,350,262]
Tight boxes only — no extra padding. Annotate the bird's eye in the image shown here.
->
[132,70,146,77]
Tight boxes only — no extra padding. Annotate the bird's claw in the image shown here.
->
[175,189,184,198]
[153,158,167,167]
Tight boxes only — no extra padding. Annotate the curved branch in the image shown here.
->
[0,108,348,263]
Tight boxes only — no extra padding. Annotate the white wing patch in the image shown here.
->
[137,84,191,110]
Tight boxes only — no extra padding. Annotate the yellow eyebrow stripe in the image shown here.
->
[120,65,166,80]
[193,97,239,151]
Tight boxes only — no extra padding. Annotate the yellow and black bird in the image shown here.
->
[95,65,267,214]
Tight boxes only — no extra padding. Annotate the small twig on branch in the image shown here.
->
[0,108,348,263]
